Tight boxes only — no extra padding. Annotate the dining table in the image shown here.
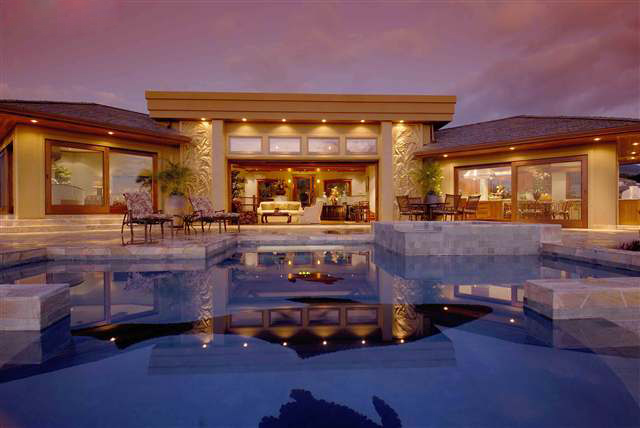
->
[408,201,444,220]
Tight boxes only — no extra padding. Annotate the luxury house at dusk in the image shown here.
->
[1,91,638,230]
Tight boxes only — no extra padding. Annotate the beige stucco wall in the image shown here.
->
[437,142,618,228]
[12,125,179,219]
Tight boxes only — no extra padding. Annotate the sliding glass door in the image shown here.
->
[45,140,157,214]
[513,156,587,228]
[0,143,13,214]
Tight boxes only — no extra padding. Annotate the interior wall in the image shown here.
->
[437,142,618,228]
[12,125,179,219]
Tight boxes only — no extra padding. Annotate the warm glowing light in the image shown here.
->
[242,117,247,122]
[443,154,448,158]
[443,306,449,311]
[509,147,515,151]
[287,167,292,172]
[281,118,287,122]
[321,119,327,123]
[202,344,207,348]
[361,340,366,344]
[287,260,292,266]
[322,340,327,346]
[399,120,404,123]
[283,342,288,346]
[632,152,636,155]
[316,260,321,265]
[632,157,636,160]
[108,131,114,135]
[200,117,206,121]
[634,142,639,146]
[243,342,248,348]
[316,179,320,183]
[316,167,320,172]
[360,119,365,123]
[400,339,405,344]
[30,119,38,123]
[593,137,601,141]
[509,318,515,323]
[110,337,116,342]
[287,179,292,183]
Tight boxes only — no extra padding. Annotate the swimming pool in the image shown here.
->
[1,245,638,427]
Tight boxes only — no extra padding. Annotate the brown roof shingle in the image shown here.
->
[0,100,183,138]
[432,115,640,150]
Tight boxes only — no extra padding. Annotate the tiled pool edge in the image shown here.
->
[541,243,640,272]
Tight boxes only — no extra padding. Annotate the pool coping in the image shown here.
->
[541,243,640,272]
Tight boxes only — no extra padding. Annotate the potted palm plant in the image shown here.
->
[157,161,195,216]
[412,159,443,204]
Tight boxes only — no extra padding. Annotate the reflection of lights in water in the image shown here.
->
[243,343,248,348]
[202,344,207,349]
[509,318,515,323]
[361,340,366,345]
[282,342,288,346]
[322,341,327,346]
[110,337,116,342]
[443,306,449,311]
[400,339,405,344]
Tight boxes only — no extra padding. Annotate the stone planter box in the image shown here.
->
[524,277,640,320]
[373,221,561,256]
[0,284,70,331]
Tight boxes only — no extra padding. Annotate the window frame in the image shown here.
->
[0,142,13,214]
[45,140,157,214]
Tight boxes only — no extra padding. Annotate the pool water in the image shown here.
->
[0,246,639,428]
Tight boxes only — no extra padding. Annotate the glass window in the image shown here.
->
[346,138,377,154]
[269,137,301,154]
[457,165,511,201]
[109,151,154,213]
[308,138,339,154]
[619,163,640,199]
[50,144,104,207]
[229,136,262,153]
[0,144,12,214]
[516,160,583,224]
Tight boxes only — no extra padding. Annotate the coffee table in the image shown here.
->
[261,212,292,224]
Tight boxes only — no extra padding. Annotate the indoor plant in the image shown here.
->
[412,159,443,203]
[157,160,195,216]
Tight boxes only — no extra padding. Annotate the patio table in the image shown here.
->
[409,202,443,220]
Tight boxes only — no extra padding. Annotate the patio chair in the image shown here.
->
[396,196,421,221]
[353,200,371,223]
[300,201,323,224]
[122,192,174,244]
[431,194,461,221]
[190,195,240,233]
[551,200,570,220]
[459,195,481,220]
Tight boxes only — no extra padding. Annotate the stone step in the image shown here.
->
[0,224,123,233]
[1,216,124,227]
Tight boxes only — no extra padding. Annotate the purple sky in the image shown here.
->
[1,0,638,126]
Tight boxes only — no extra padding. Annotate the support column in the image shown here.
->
[379,121,394,221]
[211,120,227,211]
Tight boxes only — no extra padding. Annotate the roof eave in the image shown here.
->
[0,106,191,144]
[415,124,640,158]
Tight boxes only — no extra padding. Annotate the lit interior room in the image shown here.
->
[229,162,377,224]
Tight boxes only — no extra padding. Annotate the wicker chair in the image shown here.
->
[122,192,173,244]
[432,194,461,221]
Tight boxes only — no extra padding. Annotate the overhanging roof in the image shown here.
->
[146,91,456,125]
[0,100,190,145]
[416,115,640,158]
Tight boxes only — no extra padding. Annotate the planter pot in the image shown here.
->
[426,194,441,204]
[165,194,186,224]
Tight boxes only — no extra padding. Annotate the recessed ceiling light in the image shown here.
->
[634,142,639,146]
[399,120,404,123]
[509,147,515,150]
[443,154,448,158]
[316,168,320,172]
[108,131,114,135]
[633,156,636,160]
[360,119,365,123]
[632,152,636,155]
[321,119,327,123]
[241,118,247,122]
[200,117,206,121]
[593,137,601,141]
[281,118,287,122]
[30,119,38,123]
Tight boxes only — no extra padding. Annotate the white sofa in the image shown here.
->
[300,201,323,224]
[257,201,304,223]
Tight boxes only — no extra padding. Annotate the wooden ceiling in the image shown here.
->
[230,160,373,173]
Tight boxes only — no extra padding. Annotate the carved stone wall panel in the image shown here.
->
[392,124,423,218]
[180,121,213,199]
